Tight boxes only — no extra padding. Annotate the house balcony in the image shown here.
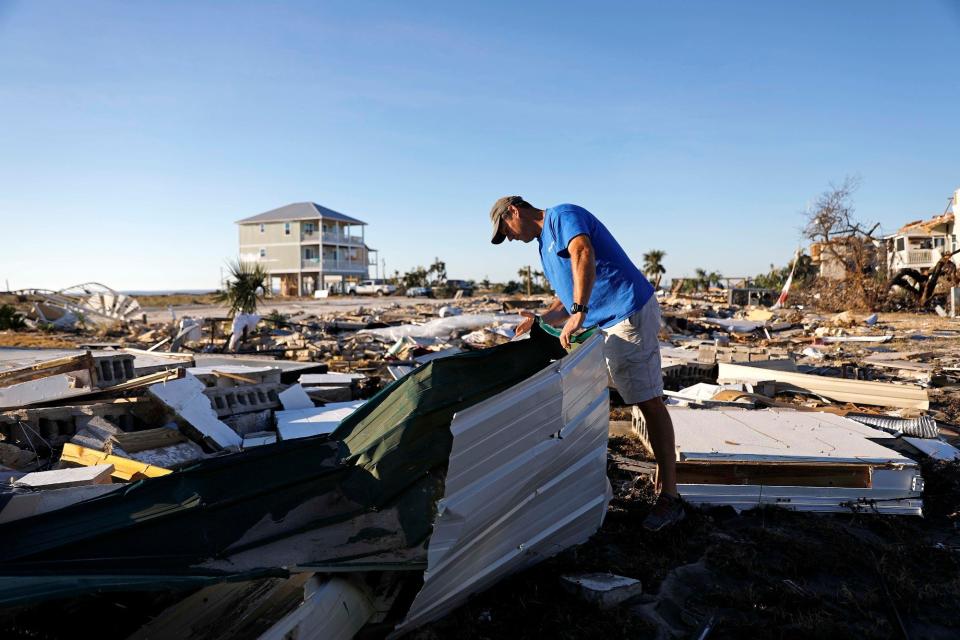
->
[890,249,941,271]
[301,257,321,269]
[323,259,367,272]
[322,232,364,245]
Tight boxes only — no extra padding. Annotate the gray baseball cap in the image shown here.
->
[489,195,524,244]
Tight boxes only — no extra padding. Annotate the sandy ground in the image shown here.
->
[139,295,463,323]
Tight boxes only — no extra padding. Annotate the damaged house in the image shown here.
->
[885,188,960,274]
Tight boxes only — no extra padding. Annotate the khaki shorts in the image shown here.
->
[601,297,664,404]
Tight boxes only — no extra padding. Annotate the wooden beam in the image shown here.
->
[111,427,187,453]
[211,370,259,385]
[60,443,172,480]
[677,462,872,488]
[717,361,929,410]
[0,352,94,386]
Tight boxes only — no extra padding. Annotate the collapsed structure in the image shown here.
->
[0,324,610,637]
[2,282,960,637]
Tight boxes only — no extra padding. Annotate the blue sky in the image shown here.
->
[1,1,958,291]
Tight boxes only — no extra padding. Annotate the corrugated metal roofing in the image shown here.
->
[394,335,612,635]
[235,202,366,225]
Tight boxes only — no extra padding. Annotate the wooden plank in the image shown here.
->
[128,573,313,640]
[717,361,929,410]
[111,427,187,453]
[60,442,172,480]
[0,352,94,386]
[677,462,872,488]
[211,370,260,384]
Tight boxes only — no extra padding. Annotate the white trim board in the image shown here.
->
[717,361,929,410]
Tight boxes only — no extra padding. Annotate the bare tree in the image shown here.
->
[803,176,883,308]
[803,177,877,241]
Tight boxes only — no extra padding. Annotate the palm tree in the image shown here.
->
[427,258,447,286]
[708,271,724,290]
[694,268,708,292]
[216,259,269,316]
[532,269,545,290]
[642,250,667,289]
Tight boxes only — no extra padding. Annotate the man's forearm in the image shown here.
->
[541,297,569,326]
[570,240,596,311]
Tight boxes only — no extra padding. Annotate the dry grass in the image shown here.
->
[0,331,78,348]
[136,293,220,308]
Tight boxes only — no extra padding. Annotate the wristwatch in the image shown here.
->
[570,303,589,314]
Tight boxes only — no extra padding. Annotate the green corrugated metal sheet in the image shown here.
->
[0,326,566,606]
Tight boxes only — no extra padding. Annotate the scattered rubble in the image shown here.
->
[0,288,959,638]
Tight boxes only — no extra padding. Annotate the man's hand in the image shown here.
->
[559,312,586,349]
[515,310,536,337]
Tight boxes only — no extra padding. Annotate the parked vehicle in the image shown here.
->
[445,279,475,297]
[405,286,433,298]
[348,279,397,296]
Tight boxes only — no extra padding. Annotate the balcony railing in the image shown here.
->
[322,232,364,244]
[323,259,366,272]
[908,249,935,265]
[301,257,321,269]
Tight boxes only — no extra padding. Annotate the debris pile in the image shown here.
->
[2,287,960,637]
[0,305,611,638]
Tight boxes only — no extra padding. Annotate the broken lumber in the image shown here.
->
[110,427,187,453]
[60,443,172,480]
[717,361,929,410]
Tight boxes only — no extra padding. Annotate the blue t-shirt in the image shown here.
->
[538,204,654,329]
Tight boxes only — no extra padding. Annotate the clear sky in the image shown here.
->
[1,1,958,291]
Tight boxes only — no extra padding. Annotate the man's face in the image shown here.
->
[500,205,537,243]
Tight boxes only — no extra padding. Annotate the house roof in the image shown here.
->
[235,202,366,225]
[897,211,954,234]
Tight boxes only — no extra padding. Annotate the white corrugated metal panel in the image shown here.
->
[393,336,611,635]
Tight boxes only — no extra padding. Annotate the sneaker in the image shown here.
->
[643,493,686,532]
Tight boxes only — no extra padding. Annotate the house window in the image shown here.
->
[304,248,314,260]
[259,224,265,233]
[304,223,314,234]
[896,238,905,252]
[933,237,946,249]
[322,224,328,233]
[284,223,291,236]
[259,248,266,258]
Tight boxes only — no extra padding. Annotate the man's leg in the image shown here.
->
[601,299,684,531]
[634,396,678,497]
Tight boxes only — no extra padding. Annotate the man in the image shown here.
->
[489,195,683,531]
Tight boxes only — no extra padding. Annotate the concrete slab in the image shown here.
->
[278,384,314,411]
[16,464,114,490]
[149,374,242,450]
[276,401,364,441]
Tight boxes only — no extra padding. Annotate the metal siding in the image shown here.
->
[394,335,611,635]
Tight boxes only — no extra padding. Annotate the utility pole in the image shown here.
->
[526,265,532,296]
